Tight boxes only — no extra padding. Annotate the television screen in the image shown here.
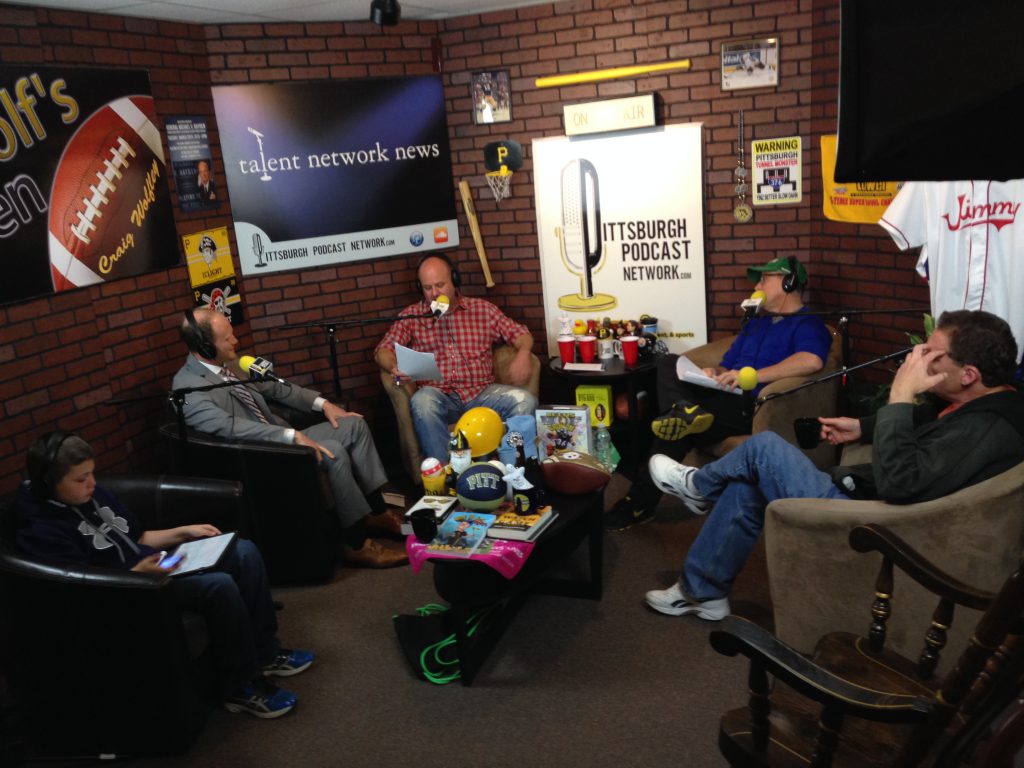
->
[212,75,458,275]
[835,0,1024,182]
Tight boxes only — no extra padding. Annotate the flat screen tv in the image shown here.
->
[835,0,1024,182]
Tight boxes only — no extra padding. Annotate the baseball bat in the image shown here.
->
[459,179,495,288]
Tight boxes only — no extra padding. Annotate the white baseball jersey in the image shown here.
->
[879,180,1024,358]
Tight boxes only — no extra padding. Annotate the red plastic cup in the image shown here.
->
[557,335,576,365]
[578,335,597,363]
[620,335,639,366]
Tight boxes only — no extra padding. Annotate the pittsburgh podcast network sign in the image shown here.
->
[212,76,459,276]
[533,123,707,356]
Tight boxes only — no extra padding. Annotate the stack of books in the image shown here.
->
[486,502,557,542]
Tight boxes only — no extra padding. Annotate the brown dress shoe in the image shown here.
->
[344,538,408,569]
[364,508,404,537]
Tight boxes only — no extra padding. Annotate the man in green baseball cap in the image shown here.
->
[606,255,832,531]
[745,255,809,286]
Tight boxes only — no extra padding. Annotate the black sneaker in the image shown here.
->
[651,400,714,441]
[605,496,654,531]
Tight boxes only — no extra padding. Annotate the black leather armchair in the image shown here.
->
[159,422,339,584]
[0,474,243,761]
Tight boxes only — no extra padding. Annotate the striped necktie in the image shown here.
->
[220,367,269,424]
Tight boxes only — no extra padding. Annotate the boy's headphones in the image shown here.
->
[28,430,72,499]
[184,308,217,360]
[414,253,461,293]
[781,256,806,294]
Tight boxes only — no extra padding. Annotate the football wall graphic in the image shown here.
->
[1,66,179,305]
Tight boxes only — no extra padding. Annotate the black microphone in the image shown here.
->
[238,355,286,383]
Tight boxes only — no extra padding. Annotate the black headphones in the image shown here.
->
[28,430,73,500]
[781,256,806,294]
[414,252,461,293]
[184,308,217,360]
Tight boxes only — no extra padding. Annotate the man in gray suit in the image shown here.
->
[173,308,406,568]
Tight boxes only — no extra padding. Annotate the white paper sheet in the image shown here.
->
[396,344,443,381]
[675,354,741,394]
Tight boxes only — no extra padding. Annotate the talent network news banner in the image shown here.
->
[211,76,459,276]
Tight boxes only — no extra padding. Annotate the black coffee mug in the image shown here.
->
[408,508,439,542]
[793,417,821,449]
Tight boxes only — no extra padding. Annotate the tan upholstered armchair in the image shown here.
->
[764,445,1024,671]
[380,346,541,483]
[681,325,843,469]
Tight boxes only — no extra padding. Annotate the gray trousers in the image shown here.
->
[303,417,387,527]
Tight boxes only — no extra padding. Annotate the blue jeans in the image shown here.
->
[681,432,849,600]
[410,384,538,462]
[169,538,280,696]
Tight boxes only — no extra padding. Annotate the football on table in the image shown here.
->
[540,451,610,495]
[455,462,507,511]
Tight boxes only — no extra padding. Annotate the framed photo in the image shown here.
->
[471,70,511,125]
[721,38,779,91]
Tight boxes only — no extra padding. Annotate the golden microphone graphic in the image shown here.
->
[555,158,616,311]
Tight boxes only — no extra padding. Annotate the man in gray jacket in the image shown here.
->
[173,308,406,568]
[644,309,1024,620]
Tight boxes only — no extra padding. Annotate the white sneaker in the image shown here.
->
[645,582,730,620]
[649,455,711,514]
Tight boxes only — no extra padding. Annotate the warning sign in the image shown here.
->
[752,136,801,206]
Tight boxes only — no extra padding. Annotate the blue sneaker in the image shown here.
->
[224,678,297,719]
[262,648,314,677]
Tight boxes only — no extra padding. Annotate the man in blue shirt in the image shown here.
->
[607,256,832,530]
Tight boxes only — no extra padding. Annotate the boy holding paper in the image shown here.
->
[14,432,314,720]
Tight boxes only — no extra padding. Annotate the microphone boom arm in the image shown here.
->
[756,346,914,408]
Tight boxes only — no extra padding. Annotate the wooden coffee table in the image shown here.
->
[426,489,604,685]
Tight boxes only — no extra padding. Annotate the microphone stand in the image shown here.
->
[279,311,436,402]
[751,306,929,378]
[755,345,913,412]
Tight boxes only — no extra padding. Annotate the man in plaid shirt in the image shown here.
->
[375,254,537,463]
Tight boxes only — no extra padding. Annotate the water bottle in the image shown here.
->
[593,425,613,471]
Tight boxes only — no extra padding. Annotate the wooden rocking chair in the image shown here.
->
[710,523,1024,767]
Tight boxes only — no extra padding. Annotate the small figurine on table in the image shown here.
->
[502,464,543,514]
[448,430,473,477]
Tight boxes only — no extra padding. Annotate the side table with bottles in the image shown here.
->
[548,357,658,478]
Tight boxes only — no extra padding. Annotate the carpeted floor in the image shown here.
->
[119,473,771,768]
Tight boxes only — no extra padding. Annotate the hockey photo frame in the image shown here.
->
[721,38,779,91]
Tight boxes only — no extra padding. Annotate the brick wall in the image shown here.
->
[0,4,225,492]
[0,0,926,493]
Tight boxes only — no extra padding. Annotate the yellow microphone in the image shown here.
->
[738,366,758,417]
[238,354,282,382]
[740,290,766,325]
[737,366,759,392]
[430,294,450,318]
